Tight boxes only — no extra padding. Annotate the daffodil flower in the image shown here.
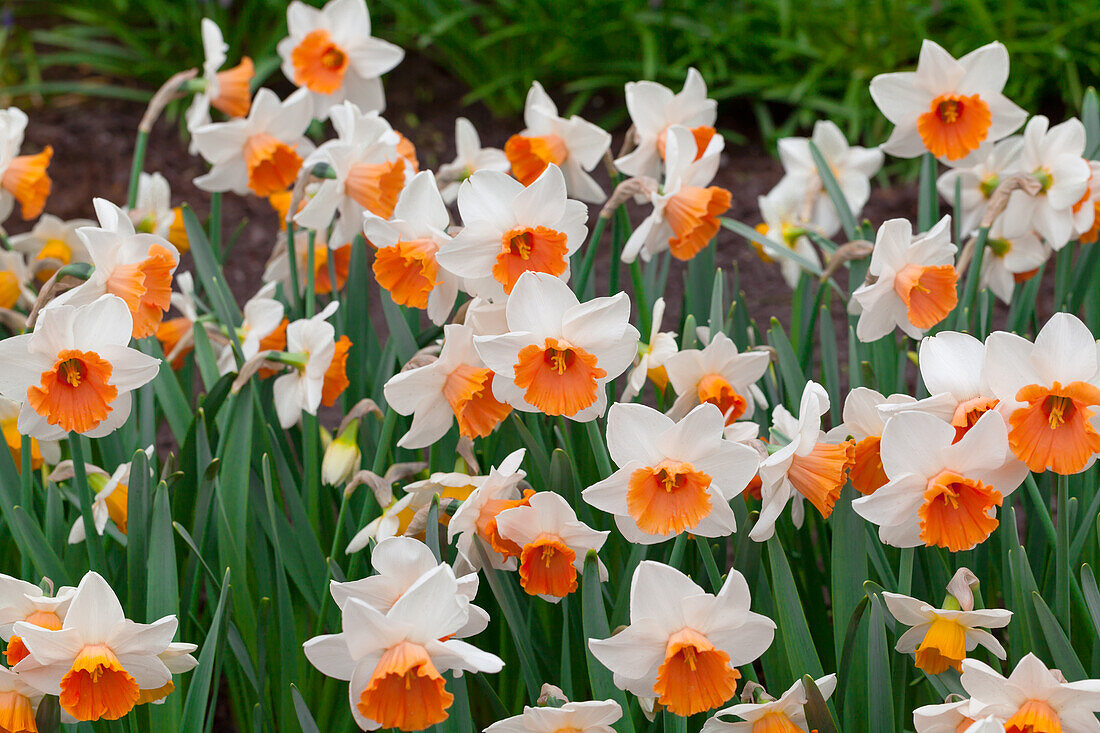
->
[961,653,1100,731]
[12,571,193,722]
[701,674,837,733]
[773,120,884,238]
[851,216,959,342]
[0,107,52,222]
[364,170,461,324]
[473,272,638,421]
[621,125,731,263]
[438,165,588,300]
[295,101,410,244]
[192,87,313,197]
[303,564,503,731]
[58,198,180,340]
[584,402,758,543]
[495,491,608,601]
[870,40,1026,164]
[752,382,853,541]
[1002,116,1091,251]
[276,0,404,121]
[664,332,769,424]
[505,82,611,203]
[983,312,1100,475]
[617,68,717,180]
[0,294,160,439]
[385,323,511,449]
[438,118,509,204]
[883,590,1011,675]
[485,699,622,733]
[588,561,775,718]
[185,17,254,145]
[853,410,1027,551]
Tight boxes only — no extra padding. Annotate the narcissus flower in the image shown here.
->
[365,170,461,324]
[826,387,917,496]
[0,666,44,732]
[504,82,611,203]
[486,699,622,733]
[272,302,341,428]
[588,561,775,717]
[495,491,608,601]
[0,250,32,311]
[583,402,759,544]
[185,17,254,138]
[936,136,1022,236]
[895,330,1003,442]
[0,575,74,667]
[853,410,1027,551]
[330,536,488,639]
[217,284,284,375]
[869,40,1025,163]
[296,101,410,244]
[385,324,511,448]
[961,653,1100,732]
[751,382,853,542]
[438,165,588,299]
[67,446,154,544]
[0,107,52,222]
[12,571,191,722]
[622,297,678,400]
[1,397,61,471]
[447,449,530,571]
[9,214,93,284]
[303,565,503,732]
[773,120,884,238]
[883,591,1011,675]
[54,198,180,339]
[438,118,509,204]
[127,172,188,253]
[473,272,638,421]
[664,332,770,425]
[192,87,312,197]
[620,125,730,263]
[913,699,984,733]
[616,68,717,180]
[755,183,822,289]
[983,312,1100,475]
[0,294,160,438]
[1002,116,1090,251]
[700,674,837,733]
[276,0,404,120]
[979,218,1047,304]
[851,216,958,342]
[346,469,481,553]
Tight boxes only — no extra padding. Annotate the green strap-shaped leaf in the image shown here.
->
[180,568,231,733]
[766,535,825,678]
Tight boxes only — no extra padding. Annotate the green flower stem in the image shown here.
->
[302,413,320,531]
[126,130,149,209]
[285,219,302,316]
[209,192,222,262]
[69,432,106,570]
[575,215,608,298]
[629,260,651,337]
[304,230,316,318]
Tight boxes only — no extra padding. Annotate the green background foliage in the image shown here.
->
[4,0,1100,141]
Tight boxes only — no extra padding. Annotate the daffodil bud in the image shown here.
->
[322,419,359,486]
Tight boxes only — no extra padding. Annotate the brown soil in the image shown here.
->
[12,51,919,340]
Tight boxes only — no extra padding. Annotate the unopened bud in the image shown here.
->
[322,420,360,487]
